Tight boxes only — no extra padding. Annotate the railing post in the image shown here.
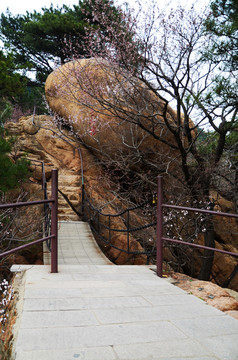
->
[127,210,130,253]
[156,176,163,277]
[51,169,58,273]
[41,162,44,190]
[97,212,100,233]
[82,183,85,219]
[108,215,111,243]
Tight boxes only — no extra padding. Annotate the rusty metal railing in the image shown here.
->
[28,159,51,249]
[82,187,156,258]
[0,169,58,273]
[156,176,238,277]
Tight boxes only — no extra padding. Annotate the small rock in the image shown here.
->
[208,294,214,299]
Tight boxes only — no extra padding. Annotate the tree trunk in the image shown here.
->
[222,264,238,288]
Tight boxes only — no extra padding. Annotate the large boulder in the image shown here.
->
[45,58,181,172]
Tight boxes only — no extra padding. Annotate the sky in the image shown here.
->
[0,0,79,15]
[0,0,210,16]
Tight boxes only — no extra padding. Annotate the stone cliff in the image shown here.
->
[5,115,147,265]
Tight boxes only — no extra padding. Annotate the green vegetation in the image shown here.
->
[0,5,86,83]
[202,0,238,129]
[0,103,29,193]
[204,0,238,72]
[0,0,124,115]
[0,51,28,101]
[0,0,123,84]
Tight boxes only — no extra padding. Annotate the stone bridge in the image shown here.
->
[10,220,238,360]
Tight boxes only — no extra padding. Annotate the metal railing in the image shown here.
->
[82,187,156,258]
[29,159,51,249]
[0,169,58,273]
[156,176,238,277]
[82,175,238,276]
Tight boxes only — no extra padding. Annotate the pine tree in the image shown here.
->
[0,103,29,193]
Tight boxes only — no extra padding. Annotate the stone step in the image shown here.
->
[26,154,42,161]
[47,187,80,195]
[58,182,81,187]
[58,198,79,206]
[58,213,80,221]
[48,193,80,205]
[48,185,80,193]
[59,174,81,180]
[58,207,79,215]
[46,171,82,217]
[56,175,81,187]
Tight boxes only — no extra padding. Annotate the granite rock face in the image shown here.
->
[170,272,238,318]
[5,115,147,265]
[45,58,182,175]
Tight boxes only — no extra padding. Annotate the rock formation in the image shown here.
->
[4,58,238,290]
[5,115,147,265]
[45,58,182,177]
[170,272,238,320]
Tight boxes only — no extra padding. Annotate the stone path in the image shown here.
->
[43,221,111,266]
[11,222,238,360]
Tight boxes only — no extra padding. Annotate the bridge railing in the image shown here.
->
[82,186,157,259]
[82,176,238,277]
[0,169,58,273]
[28,159,52,249]
[156,176,238,277]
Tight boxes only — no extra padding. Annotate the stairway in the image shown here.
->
[47,170,82,221]
[43,170,83,263]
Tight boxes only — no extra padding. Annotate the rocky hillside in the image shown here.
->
[4,58,238,291]
[5,113,238,291]
[5,115,147,265]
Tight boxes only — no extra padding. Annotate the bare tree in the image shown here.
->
[45,0,238,281]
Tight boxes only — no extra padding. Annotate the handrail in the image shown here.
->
[0,169,58,273]
[0,199,53,209]
[82,188,156,258]
[33,107,236,275]
[156,176,238,277]
[82,176,238,273]
[84,191,148,218]
[163,203,238,219]
[27,158,52,250]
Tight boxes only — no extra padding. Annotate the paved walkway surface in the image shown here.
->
[43,221,111,266]
[11,222,238,360]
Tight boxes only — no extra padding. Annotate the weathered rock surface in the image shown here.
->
[45,58,181,178]
[4,59,238,287]
[7,113,238,287]
[170,272,238,319]
[5,116,147,264]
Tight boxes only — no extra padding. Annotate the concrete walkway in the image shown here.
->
[43,221,111,266]
[11,222,238,360]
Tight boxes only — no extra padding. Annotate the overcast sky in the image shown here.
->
[0,0,209,16]
[0,0,78,15]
